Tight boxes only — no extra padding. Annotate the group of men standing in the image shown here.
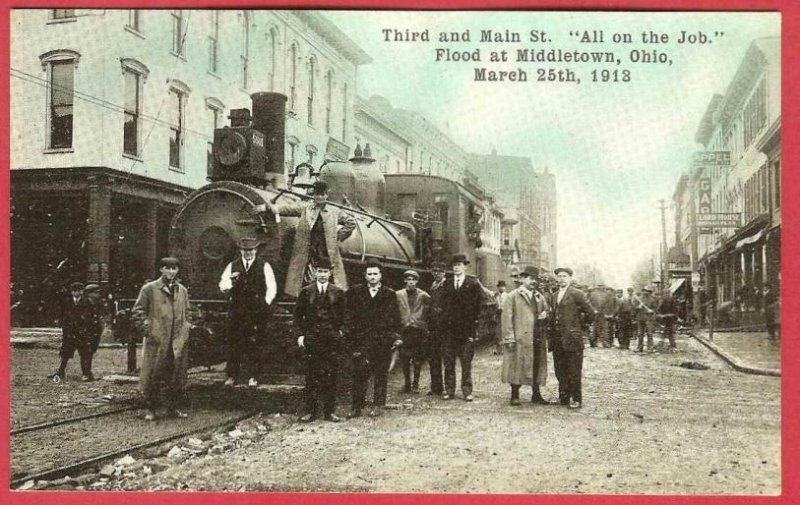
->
[294,252,485,422]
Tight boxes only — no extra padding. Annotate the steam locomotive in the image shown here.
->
[130,92,501,373]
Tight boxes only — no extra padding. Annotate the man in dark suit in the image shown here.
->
[219,237,277,387]
[549,267,597,409]
[426,261,447,396]
[295,258,345,422]
[656,288,678,350]
[345,259,401,418]
[440,253,484,401]
[49,282,95,383]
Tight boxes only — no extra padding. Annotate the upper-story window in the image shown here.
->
[240,12,250,89]
[40,50,80,150]
[121,58,149,158]
[208,12,219,73]
[743,78,767,148]
[206,97,225,171]
[267,27,278,91]
[171,10,186,57]
[307,56,316,125]
[341,83,348,141]
[167,81,190,171]
[289,44,298,110]
[51,9,75,20]
[126,10,141,32]
[325,70,333,134]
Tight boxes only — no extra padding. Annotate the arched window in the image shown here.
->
[167,79,191,171]
[325,70,333,134]
[341,83,348,141]
[268,27,278,91]
[307,56,316,125]
[120,58,150,157]
[240,11,250,89]
[207,11,219,73]
[289,44,298,110]
[40,49,81,150]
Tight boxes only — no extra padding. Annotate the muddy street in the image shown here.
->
[92,334,780,494]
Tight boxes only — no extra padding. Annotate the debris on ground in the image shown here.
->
[677,361,710,370]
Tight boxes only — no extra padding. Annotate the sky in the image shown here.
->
[325,10,780,287]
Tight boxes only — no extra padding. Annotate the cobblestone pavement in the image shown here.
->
[694,330,780,371]
[75,332,780,494]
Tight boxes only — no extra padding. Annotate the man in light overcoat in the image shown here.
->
[501,266,550,405]
[275,180,357,298]
[132,257,192,421]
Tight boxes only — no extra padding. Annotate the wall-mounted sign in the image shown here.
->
[692,151,731,167]
[696,212,741,229]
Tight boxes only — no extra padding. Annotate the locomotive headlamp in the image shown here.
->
[216,130,249,167]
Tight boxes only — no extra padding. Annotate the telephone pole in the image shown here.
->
[659,199,668,288]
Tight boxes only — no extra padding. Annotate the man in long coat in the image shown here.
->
[49,282,95,382]
[501,266,550,405]
[276,180,357,298]
[345,259,401,418]
[549,267,596,409]
[133,257,192,421]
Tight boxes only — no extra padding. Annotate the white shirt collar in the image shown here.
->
[317,281,328,291]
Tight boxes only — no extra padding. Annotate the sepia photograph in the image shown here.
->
[5,4,788,498]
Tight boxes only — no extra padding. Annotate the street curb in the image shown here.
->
[690,332,780,377]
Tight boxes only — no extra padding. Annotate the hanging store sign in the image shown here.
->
[696,212,742,229]
[692,151,731,167]
[696,177,713,234]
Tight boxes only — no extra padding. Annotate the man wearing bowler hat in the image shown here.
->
[219,237,277,387]
[133,257,192,421]
[276,180,357,298]
[549,267,596,409]
[295,257,346,422]
[440,253,484,401]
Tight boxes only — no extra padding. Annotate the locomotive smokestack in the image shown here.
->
[251,92,287,188]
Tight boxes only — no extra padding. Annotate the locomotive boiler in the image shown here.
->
[170,92,426,370]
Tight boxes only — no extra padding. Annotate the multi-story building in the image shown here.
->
[469,151,557,272]
[10,9,370,325]
[353,95,411,174]
[688,37,780,322]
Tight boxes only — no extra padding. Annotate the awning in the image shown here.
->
[669,278,686,295]
[735,230,764,250]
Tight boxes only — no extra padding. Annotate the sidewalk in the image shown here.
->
[692,330,780,375]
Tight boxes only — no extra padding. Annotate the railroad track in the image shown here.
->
[10,409,260,489]
[10,385,304,490]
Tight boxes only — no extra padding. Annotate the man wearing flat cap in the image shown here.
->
[295,257,346,422]
[440,253,484,401]
[219,237,277,387]
[549,267,596,409]
[276,179,357,298]
[49,281,95,383]
[345,259,401,418]
[133,257,192,421]
[396,269,432,394]
[501,266,551,405]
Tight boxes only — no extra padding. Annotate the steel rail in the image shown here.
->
[11,404,138,436]
[11,411,259,489]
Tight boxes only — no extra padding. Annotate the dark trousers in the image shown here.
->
[443,337,475,396]
[428,331,444,394]
[637,318,655,351]
[400,327,427,390]
[227,317,260,381]
[553,347,583,404]
[617,316,633,349]
[59,333,93,376]
[144,345,181,411]
[595,316,612,347]
[662,318,676,347]
[304,345,337,416]
[352,344,392,410]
